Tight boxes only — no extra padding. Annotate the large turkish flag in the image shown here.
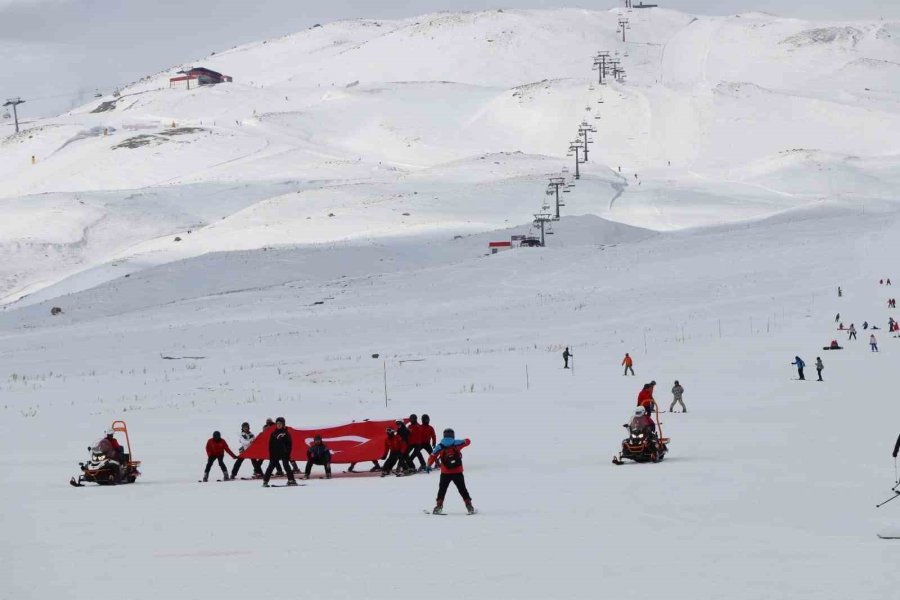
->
[240,420,395,464]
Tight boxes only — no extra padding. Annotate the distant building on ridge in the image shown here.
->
[169,67,233,89]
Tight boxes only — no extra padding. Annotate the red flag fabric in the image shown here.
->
[240,420,395,464]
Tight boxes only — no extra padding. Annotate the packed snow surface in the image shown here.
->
[2,6,900,600]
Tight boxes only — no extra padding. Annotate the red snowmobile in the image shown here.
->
[70,421,142,486]
[612,406,670,465]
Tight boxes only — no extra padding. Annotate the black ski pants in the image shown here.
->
[407,444,426,469]
[231,457,263,478]
[264,458,295,483]
[624,366,635,376]
[205,456,228,477]
[437,472,471,504]
[849,331,857,340]
[382,450,403,474]
[816,368,823,381]
[797,367,805,380]
[305,457,332,477]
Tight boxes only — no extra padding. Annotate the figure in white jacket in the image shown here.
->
[230,422,264,479]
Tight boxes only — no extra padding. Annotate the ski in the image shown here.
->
[424,509,447,516]
[877,534,900,539]
[268,483,306,488]
[612,456,623,465]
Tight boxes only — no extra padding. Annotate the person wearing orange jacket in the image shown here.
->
[622,353,635,376]
[426,428,475,515]
[203,431,237,482]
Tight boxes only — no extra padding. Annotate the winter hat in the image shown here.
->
[443,428,455,438]
[275,416,286,425]
[421,414,430,424]
[314,435,322,442]
[674,380,679,385]
[241,422,250,429]
[212,431,221,440]
[409,414,418,422]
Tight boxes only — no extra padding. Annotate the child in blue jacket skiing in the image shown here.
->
[426,428,475,515]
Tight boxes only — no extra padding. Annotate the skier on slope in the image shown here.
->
[262,418,285,477]
[406,414,428,471]
[815,357,824,382]
[870,334,879,352]
[792,356,806,380]
[637,381,657,414]
[304,435,332,479]
[380,427,407,477]
[426,428,475,515]
[848,324,857,340]
[669,380,686,413]
[421,414,437,454]
[262,417,297,487]
[892,434,900,458]
[563,347,572,369]
[203,431,237,482]
[394,420,416,474]
[622,353,635,376]
[231,422,264,479]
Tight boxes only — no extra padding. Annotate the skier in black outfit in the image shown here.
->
[263,417,297,487]
[563,347,572,369]
[304,435,332,479]
[394,420,415,473]
[893,434,900,458]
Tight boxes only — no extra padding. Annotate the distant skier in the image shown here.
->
[870,334,879,352]
[262,417,297,487]
[848,324,857,340]
[835,313,840,323]
[888,278,893,286]
[669,380,686,413]
[837,286,842,297]
[864,321,869,330]
[304,435,332,479]
[792,356,806,380]
[203,431,237,482]
[231,422,263,479]
[563,347,572,369]
[815,357,824,381]
[426,428,475,515]
[622,353,635,376]
[892,434,900,458]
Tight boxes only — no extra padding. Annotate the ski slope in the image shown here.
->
[2,6,900,600]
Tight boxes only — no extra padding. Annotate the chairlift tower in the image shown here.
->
[533,213,554,247]
[593,51,611,85]
[617,18,631,43]
[3,98,24,134]
[578,121,597,162]
[546,176,566,219]
[568,139,586,180]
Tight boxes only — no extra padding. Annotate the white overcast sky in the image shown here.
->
[1,0,899,119]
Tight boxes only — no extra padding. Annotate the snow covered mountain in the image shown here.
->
[3,10,900,598]
[1,7,899,305]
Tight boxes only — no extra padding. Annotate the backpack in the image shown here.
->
[441,445,462,469]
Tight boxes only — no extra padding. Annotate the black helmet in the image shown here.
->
[409,414,418,422]
[212,431,221,440]
[314,435,322,442]
[421,414,430,424]
[241,422,250,429]
[275,416,286,425]
[443,428,455,438]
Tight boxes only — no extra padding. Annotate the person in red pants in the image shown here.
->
[427,428,475,514]
[203,431,237,482]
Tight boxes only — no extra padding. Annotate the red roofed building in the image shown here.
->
[169,67,233,89]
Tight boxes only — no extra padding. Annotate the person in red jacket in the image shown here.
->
[380,428,407,477]
[636,381,656,414]
[420,414,437,454]
[426,428,475,514]
[203,431,237,482]
[406,414,428,471]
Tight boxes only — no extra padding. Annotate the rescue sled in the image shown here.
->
[70,420,142,486]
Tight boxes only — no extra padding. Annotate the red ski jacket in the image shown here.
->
[385,434,407,454]
[206,438,237,459]
[428,439,471,474]
[421,424,437,446]
[408,423,424,445]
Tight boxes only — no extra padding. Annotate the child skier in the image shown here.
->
[669,380,686,412]
[622,353,635,376]
[231,422,263,479]
[203,431,237,482]
[304,435,332,479]
[426,428,475,515]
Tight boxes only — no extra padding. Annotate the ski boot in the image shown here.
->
[466,502,476,515]
[302,475,310,480]
[432,503,444,515]
[222,473,230,481]
[202,474,209,482]
[287,479,299,486]
[325,473,332,479]
[262,481,270,488]
[369,465,381,472]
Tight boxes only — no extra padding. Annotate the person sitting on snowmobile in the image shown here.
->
[92,429,124,480]
[629,406,656,437]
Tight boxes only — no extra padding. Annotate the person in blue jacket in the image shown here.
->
[426,428,475,515]
[792,356,806,380]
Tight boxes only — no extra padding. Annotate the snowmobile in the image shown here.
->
[612,407,670,465]
[70,420,141,486]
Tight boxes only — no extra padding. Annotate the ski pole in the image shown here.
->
[876,490,900,509]
[894,456,898,485]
